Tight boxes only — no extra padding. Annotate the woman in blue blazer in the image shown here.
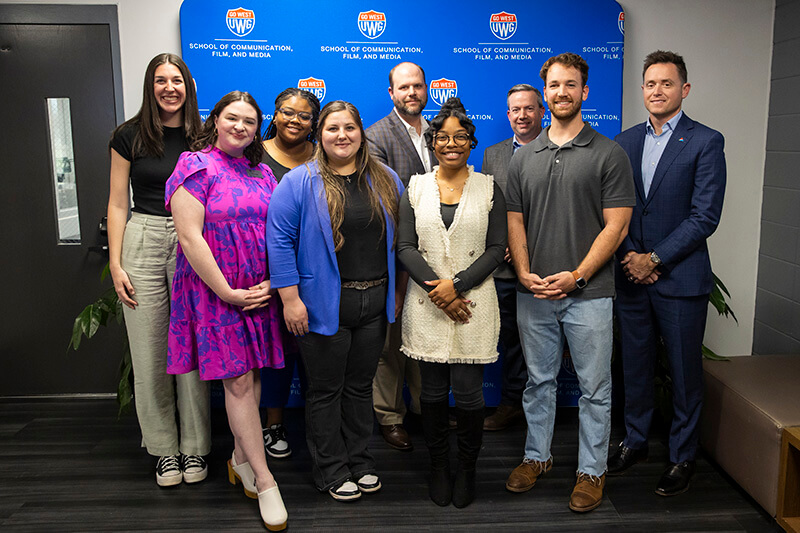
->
[267,100,404,502]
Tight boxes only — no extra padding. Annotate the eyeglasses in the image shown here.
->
[278,108,313,122]
[433,133,471,147]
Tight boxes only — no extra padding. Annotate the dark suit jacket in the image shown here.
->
[482,137,516,279]
[481,137,514,194]
[614,113,726,297]
[366,111,437,186]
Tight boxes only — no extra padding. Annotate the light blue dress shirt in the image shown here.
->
[642,111,683,197]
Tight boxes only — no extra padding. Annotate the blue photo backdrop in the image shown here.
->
[180,0,625,407]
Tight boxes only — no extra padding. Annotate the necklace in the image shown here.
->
[435,168,466,192]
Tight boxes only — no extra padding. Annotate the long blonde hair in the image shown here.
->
[314,101,399,251]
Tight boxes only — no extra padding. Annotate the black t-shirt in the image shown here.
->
[260,150,292,183]
[336,173,388,282]
[109,122,190,217]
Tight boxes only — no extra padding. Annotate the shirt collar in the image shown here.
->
[534,122,595,152]
[393,107,428,134]
[646,110,683,136]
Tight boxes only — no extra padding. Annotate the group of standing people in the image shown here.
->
[107,49,725,529]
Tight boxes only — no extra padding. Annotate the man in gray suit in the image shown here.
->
[365,62,436,451]
[481,84,545,431]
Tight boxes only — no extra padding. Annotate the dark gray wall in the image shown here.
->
[753,0,800,354]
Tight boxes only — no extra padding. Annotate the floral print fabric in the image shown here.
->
[165,146,285,380]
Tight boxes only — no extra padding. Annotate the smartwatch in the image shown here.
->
[571,270,587,290]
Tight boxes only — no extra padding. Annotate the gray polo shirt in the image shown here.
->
[506,123,635,299]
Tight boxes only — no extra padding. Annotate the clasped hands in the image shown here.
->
[425,279,472,324]
[227,280,275,311]
[518,271,577,300]
[620,251,660,285]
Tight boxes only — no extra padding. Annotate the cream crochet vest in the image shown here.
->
[401,167,499,364]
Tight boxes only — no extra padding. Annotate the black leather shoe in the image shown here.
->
[655,461,695,496]
[607,443,648,476]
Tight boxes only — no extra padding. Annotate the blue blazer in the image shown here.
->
[267,161,404,335]
[614,113,726,297]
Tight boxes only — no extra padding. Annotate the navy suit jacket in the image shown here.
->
[614,113,726,297]
[366,111,437,186]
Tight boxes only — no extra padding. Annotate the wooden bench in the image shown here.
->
[700,355,800,529]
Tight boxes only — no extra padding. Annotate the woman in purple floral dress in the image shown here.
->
[165,91,287,531]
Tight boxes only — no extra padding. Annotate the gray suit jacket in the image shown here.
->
[366,111,437,186]
[482,137,516,279]
[481,137,515,194]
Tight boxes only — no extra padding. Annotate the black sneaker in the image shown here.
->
[181,454,208,484]
[156,454,182,487]
[263,424,292,458]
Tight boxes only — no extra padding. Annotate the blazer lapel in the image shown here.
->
[309,166,337,257]
[629,124,646,205]
[388,112,425,173]
[646,115,694,203]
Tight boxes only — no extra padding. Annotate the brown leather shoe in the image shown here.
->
[505,457,552,493]
[380,424,413,451]
[569,472,605,512]
[483,405,525,431]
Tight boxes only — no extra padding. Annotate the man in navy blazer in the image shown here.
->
[609,50,726,497]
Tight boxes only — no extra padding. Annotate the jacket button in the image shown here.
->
[469,301,477,308]
[642,209,649,216]
[418,298,424,304]
[468,250,475,256]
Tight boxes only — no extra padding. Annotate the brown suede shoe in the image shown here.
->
[483,405,525,431]
[568,472,605,512]
[505,457,552,493]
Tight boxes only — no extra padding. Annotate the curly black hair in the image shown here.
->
[424,97,478,151]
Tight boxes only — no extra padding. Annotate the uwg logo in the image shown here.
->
[490,11,517,40]
[358,10,386,39]
[429,79,457,107]
[618,12,625,35]
[226,7,255,37]
[298,77,326,102]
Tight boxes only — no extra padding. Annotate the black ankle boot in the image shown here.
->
[420,400,452,506]
[452,407,484,508]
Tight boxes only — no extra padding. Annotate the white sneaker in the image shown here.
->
[156,455,182,487]
[263,424,292,458]
[181,454,208,484]
[328,479,361,501]
[356,474,382,493]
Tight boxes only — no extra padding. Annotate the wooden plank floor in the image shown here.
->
[0,399,780,532]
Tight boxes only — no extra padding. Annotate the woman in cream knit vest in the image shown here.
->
[397,98,507,508]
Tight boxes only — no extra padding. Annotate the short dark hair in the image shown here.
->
[643,50,687,84]
[388,62,426,88]
[540,53,589,86]
[263,87,321,142]
[192,91,264,167]
[506,84,543,108]
[424,97,478,151]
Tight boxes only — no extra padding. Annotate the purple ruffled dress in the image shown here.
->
[164,146,285,380]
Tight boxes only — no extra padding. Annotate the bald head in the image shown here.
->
[389,62,426,89]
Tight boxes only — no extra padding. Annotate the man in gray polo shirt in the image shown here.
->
[503,53,634,513]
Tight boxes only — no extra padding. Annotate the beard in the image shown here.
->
[393,94,428,116]
[549,98,582,121]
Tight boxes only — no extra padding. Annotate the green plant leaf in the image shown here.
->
[702,344,730,361]
[100,261,111,283]
[68,315,83,351]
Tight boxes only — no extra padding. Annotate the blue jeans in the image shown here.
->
[517,294,612,477]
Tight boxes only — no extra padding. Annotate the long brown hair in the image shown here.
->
[110,53,201,158]
[191,91,265,167]
[314,100,399,251]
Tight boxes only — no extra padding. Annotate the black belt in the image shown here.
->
[341,278,388,290]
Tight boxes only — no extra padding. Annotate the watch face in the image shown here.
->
[576,278,587,289]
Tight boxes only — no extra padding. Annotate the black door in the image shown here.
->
[0,21,123,394]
